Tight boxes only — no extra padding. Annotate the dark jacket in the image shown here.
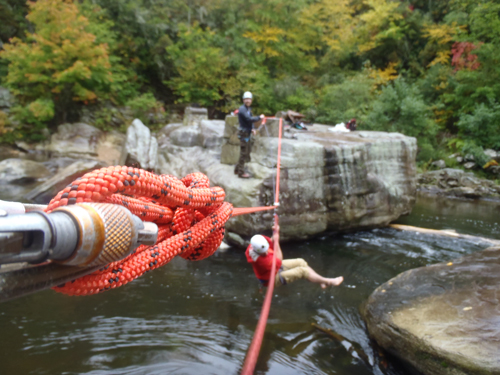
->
[238,104,260,132]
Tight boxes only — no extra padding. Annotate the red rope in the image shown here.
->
[241,117,283,375]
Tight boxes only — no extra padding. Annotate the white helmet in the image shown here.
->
[242,91,253,100]
[250,235,269,254]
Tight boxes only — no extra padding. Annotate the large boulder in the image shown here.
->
[363,246,500,375]
[158,121,417,241]
[125,119,158,170]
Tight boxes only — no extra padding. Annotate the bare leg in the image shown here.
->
[306,267,343,289]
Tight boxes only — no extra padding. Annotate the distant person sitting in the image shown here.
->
[235,91,264,179]
[245,225,344,288]
[346,118,357,131]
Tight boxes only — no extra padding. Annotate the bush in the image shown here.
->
[456,102,500,150]
[462,141,490,167]
[315,74,374,124]
[363,79,439,148]
[125,93,165,127]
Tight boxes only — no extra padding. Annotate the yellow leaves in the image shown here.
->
[368,62,399,88]
[423,23,464,67]
[0,111,9,135]
[243,27,285,57]
[423,23,460,45]
[357,0,403,53]
[299,0,355,53]
[360,0,402,27]
[483,160,498,169]
[429,50,451,67]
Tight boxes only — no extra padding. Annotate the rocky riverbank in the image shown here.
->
[417,168,500,200]
[0,111,418,241]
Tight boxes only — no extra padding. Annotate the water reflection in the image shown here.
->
[0,196,498,374]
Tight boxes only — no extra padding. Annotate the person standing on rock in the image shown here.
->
[235,91,264,178]
[246,224,344,288]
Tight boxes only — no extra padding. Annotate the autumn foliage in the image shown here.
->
[0,0,499,155]
[0,0,112,126]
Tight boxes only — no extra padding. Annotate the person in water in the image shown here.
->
[245,225,344,288]
[235,91,264,179]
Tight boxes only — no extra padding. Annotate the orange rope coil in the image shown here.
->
[46,166,232,296]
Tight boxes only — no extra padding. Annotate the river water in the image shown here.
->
[1,195,499,375]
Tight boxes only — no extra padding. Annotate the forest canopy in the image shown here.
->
[0,0,499,163]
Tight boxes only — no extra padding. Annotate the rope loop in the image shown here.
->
[47,166,232,296]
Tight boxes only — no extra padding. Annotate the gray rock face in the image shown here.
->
[125,119,158,170]
[363,246,500,375]
[25,160,104,204]
[158,121,417,241]
[418,168,500,200]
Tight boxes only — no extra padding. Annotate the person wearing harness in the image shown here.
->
[245,225,344,288]
[235,91,264,178]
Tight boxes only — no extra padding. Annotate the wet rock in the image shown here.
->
[125,119,158,170]
[431,160,446,169]
[0,159,49,184]
[183,107,208,127]
[25,160,103,204]
[456,156,463,163]
[463,162,476,169]
[363,246,500,375]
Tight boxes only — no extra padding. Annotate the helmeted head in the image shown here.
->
[242,91,253,106]
[250,234,269,255]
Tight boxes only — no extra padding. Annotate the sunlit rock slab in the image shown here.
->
[363,246,500,375]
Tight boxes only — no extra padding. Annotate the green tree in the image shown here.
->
[0,0,113,130]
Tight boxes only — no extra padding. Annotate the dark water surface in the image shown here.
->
[1,195,499,375]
